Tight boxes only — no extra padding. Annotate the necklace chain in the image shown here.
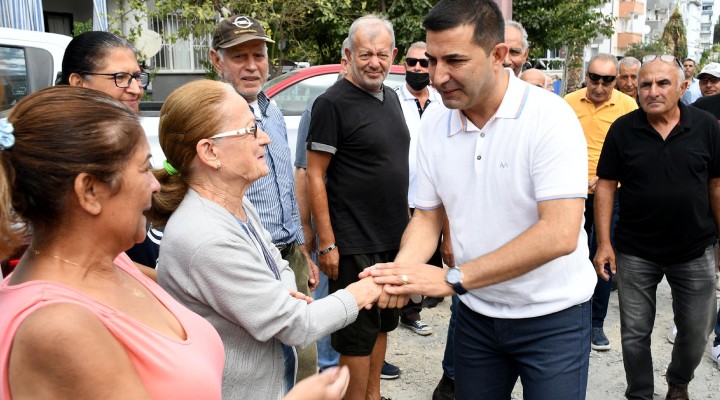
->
[32,249,147,299]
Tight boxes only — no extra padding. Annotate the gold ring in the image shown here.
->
[401,274,409,285]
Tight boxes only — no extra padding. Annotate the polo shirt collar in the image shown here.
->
[399,82,441,103]
[579,87,621,108]
[631,100,691,135]
[448,69,529,137]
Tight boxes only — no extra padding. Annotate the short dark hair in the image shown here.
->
[59,31,137,85]
[423,0,504,54]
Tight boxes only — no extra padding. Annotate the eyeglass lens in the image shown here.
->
[406,58,429,68]
[115,72,149,88]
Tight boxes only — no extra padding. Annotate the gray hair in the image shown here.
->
[505,20,528,51]
[341,37,351,61]
[589,53,619,72]
[619,56,640,70]
[407,41,427,55]
[348,15,396,52]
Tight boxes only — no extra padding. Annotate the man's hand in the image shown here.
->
[593,243,616,281]
[588,176,599,194]
[300,245,320,291]
[440,234,455,267]
[360,262,455,299]
[318,247,340,280]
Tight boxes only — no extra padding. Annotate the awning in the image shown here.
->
[0,0,45,32]
[92,0,108,32]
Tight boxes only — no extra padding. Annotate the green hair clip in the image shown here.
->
[163,160,179,176]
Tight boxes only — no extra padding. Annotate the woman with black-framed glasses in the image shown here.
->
[59,31,148,114]
[58,31,163,280]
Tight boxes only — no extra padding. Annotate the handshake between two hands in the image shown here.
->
[352,262,455,310]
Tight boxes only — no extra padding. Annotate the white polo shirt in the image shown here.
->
[395,83,443,207]
[415,70,596,319]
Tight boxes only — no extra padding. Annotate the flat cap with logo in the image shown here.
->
[212,15,275,50]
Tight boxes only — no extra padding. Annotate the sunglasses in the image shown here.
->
[406,57,429,68]
[209,122,258,140]
[642,54,683,69]
[587,72,616,84]
[699,76,720,85]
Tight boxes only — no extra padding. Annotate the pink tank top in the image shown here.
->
[0,253,224,399]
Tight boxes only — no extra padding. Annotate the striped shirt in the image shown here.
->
[246,92,304,246]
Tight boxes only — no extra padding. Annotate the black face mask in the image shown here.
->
[405,70,430,91]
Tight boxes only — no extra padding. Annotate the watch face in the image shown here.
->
[446,268,461,284]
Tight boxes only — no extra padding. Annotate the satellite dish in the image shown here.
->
[642,25,651,35]
[134,29,163,61]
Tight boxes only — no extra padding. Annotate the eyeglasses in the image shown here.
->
[587,72,616,84]
[209,123,258,140]
[406,57,429,68]
[82,71,150,88]
[699,76,720,85]
[641,54,683,69]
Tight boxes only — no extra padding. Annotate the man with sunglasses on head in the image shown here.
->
[209,15,320,383]
[594,54,720,400]
[564,53,637,354]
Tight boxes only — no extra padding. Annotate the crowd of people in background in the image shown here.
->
[2,0,720,399]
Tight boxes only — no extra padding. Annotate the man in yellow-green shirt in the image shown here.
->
[564,53,637,352]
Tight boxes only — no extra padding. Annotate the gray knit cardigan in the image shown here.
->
[158,189,359,400]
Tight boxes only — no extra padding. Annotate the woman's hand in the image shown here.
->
[289,289,314,303]
[345,276,383,310]
[284,366,350,400]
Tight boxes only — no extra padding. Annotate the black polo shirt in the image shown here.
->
[597,101,720,264]
[307,78,410,255]
[692,93,720,121]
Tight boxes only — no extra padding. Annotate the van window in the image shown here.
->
[0,46,29,112]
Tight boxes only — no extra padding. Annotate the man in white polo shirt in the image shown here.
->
[363,0,596,398]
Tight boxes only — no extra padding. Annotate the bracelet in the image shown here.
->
[318,243,337,255]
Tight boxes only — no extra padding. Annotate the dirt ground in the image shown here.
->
[380,278,720,399]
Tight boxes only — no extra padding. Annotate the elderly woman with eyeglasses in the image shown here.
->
[149,79,381,400]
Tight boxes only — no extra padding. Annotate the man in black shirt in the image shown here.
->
[306,15,409,400]
[595,55,720,400]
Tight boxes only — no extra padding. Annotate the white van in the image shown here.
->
[0,28,71,116]
[0,28,166,166]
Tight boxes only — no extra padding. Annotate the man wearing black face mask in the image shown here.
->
[394,41,451,337]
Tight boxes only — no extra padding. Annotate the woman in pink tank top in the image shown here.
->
[0,86,225,399]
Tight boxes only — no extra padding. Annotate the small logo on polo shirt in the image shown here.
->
[500,162,510,168]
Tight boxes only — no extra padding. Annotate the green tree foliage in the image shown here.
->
[623,38,669,60]
[73,19,94,37]
[661,8,688,61]
[513,0,615,60]
[110,0,433,73]
[513,0,615,93]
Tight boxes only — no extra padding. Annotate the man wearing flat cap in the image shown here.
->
[209,15,320,385]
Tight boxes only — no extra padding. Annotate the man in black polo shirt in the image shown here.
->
[306,15,409,400]
[594,55,720,400]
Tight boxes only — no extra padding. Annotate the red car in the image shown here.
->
[264,64,406,164]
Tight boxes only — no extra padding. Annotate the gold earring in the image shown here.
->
[216,162,221,170]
